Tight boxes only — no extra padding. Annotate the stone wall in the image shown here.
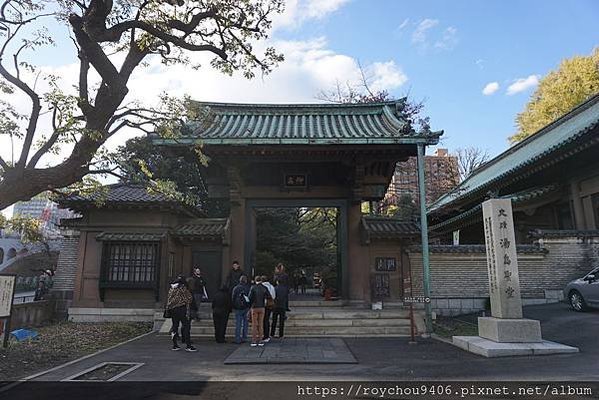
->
[50,230,80,319]
[10,300,55,329]
[408,232,598,315]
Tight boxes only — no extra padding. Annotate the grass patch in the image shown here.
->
[0,321,151,381]
[434,316,478,338]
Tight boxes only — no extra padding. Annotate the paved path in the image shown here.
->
[224,338,357,364]
[14,303,599,382]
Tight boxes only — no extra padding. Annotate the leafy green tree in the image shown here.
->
[115,136,229,217]
[254,208,337,277]
[0,0,284,210]
[511,48,599,143]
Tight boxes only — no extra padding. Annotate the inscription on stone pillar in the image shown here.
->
[482,199,523,319]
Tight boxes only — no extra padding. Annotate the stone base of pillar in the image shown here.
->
[478,317,542,343]
[452,336,578,358]
[49,289,73,321]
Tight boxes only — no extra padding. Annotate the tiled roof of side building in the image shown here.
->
[361,215,421,239]
[153,100,443,145]
[58,184,202,217]
[174,218,229,238]
[428,93,599,215]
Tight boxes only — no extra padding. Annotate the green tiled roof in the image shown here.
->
[430,185,559,232]
[361,215,420,240]
[96,232,166,241]
[155,101,442,145]
[429,93,599,214]
[174,218,229,238]
[58,184,201,217]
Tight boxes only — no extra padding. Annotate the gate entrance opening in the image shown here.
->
[251,206,343,300]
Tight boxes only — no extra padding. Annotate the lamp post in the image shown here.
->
[417,143,433,335]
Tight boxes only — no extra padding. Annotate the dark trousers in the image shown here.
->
[263,308,272,339]
[271,309,286,337]
[170,306,191,346]
[213,311,230,343]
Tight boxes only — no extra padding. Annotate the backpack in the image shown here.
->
[235,288,250,309]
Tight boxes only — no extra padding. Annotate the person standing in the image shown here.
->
[271,279,289,339]
[299,270,308,295]
[273,263,289,286]
[231,275,251,344]
[261,275,276,343]
[187,267,207,319]
[248,276,271,347]
[166,275,197,352]
[211,284,232,343]
[225,261,245,291]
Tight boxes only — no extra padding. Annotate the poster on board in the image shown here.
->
[0,274,16,318]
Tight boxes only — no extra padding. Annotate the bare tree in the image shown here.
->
[316,62,431,133]
[454,147,490,181]
[0,0,284,210]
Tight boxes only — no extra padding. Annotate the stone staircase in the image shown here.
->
[155,301,424,338]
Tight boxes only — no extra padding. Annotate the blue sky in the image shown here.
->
[2,0,599,201]
[296,0,599,153]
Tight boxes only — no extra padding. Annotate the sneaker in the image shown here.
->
[257,342,265,347]
[172,344,181,351]
[250,343,258,347]
[185,346,198,352]
[262,337,271,343]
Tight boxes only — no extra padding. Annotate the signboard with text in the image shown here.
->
[0,274,16,318]
[0,274,16,348]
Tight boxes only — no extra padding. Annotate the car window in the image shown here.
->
[588,267,599,277]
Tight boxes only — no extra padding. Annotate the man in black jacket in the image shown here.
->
[248,276,271,347]
[211,284,232,343]
[225,261,245,291]
[271,279,289,338]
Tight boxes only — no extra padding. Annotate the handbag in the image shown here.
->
[201,286,209,302]
[163,307,171,319]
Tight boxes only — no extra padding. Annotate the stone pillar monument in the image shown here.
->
[478,199,541,342]
[452,199,579,357]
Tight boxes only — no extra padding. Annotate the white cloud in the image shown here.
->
[411,18,439,45]
[398,18,410,31]
[410,19,458,53]
[482,81,500,96]
[273,0,350,30]
[367,61,408,92]
[506,75,540,95]
[434,26,458,50]
[0,36,409,173]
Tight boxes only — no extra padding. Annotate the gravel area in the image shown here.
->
[433,316,478,338]
[0,322,151,381]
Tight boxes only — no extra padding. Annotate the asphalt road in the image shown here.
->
[2,303,598,400]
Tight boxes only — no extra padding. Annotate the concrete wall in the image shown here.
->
[51,230,80,318]
[11,300,54,328]
[408,232,598,316]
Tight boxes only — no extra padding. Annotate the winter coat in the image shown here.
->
[212,288,232,316]
[248,283,271,308]
[274,285,289,311]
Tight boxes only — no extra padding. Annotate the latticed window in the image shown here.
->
[101,242,160,287]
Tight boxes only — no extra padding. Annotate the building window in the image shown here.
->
[100,241,160,288]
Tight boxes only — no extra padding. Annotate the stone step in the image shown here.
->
[182,317,412,328]
[187,326,413,336]
[288,300,345,307]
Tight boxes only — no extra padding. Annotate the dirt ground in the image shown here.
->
[0,321,151,381]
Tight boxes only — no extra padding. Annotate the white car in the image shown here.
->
[563,267,599,311]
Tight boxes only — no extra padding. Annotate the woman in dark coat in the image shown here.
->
[212,284,232,343]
